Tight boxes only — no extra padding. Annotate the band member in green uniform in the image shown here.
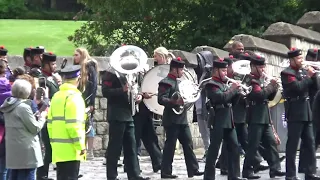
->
[23,47,33,73]
[242,55,285,179]
[158,57,203,179]
[203,59,245,180]
[281,48,320,180]
[298,48,319,173]
[102,69,149,180]
[37,52,59,180]
[29,47,45,78]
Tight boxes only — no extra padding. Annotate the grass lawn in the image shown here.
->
[0,19,85,56]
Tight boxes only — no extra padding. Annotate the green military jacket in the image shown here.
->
[40,72,59,99]
[157,74,187,126]
[101,71,133,122]
[205,77,239,129]
[246,74,278,124]
[281,66,316,122]
[230,72,247,124]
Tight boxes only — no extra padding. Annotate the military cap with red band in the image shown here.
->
[23,47,32,57]
[42,52,57,62]
[250,55,266,65]
[287,47,302,58]
[238,53,252,60]
[213,58,228,68]
[0,46,8,56]
[306,48,318,58]
[170,56,185,68]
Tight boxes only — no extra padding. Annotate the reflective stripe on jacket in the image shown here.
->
[47,83,86,163]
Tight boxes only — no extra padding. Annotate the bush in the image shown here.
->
[0,0,27,19]
[22,11,76,20]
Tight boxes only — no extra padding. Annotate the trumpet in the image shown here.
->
[225,77,252,95]
[262,72,282,90]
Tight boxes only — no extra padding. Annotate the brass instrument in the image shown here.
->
[225,76,252,96]
[109,45,148,116]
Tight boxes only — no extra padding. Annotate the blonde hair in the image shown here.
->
[154,47,175,64]
[75,48,98,92]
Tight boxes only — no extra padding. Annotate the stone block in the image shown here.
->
[297,11,320,33]
[93,110,105,122]
[96,122,109,135]
[96,85,102,97]
[263,22,320,48]
[191,46,229,60]
[169,50,198,68]
[93,150,106,157]
[93,136,103,151]
[223,34,288,58]
[100,98,108,110]
[94,98,100,109]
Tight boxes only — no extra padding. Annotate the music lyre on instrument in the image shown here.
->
[109,45,148,116]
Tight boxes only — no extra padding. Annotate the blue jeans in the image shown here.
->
[0,157,7,180]
[8,168,35,180]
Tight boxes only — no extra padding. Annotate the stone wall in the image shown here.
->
[6,10,320,154]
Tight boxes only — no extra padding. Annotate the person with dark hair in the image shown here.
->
[158,57,203,179]
[29,47,45,78]
[23,47,33,73]
[229,41,244,58]
[9,67,25,85]
[0,46,13,80]
[0,60,11,180]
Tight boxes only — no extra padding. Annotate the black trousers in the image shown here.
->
[286,121,316,177]
[37,126,52,179]
[161,124,199,176]
[106,121,140,179]
[243,124,280,175]
[204,127,240,180]
[56,160,80,180]
[218,123,263,170]
[133,112,162,170]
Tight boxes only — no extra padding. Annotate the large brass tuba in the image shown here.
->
[109,45,148,116]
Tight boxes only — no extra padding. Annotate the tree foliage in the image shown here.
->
[70,0,315,56]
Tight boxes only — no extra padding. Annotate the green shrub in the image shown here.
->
[0,0,27,19]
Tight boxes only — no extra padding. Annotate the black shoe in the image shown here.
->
[279,156,286,162]
[153,165,161,173]
[253,164,269,173]
[221,169,228,175]
[285,177,301,180]
[228,177,248,180]
[78,174,83,178]
[161,174,178,179]
[188,170,204,177]
[128,176,150,180]
[243,173,261,179]
[305,174,320,180]
[269,170,285,178]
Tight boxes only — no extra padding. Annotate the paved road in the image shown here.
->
[46,152,320,180]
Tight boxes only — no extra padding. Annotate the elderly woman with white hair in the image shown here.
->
[0,79,47,180]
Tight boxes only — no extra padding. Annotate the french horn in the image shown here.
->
[109,45,148,116]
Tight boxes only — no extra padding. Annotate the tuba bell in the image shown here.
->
[109,45,148,116]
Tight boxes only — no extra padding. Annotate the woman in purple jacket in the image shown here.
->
[0,60,12,180]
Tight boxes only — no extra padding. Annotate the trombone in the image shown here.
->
[225,77,252,96]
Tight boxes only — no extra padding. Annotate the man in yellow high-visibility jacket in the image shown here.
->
[47,64,86,180]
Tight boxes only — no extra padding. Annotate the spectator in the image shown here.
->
[0,60,11,180]
[0,79,47,180]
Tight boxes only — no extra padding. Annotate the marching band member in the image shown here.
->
[29,47,45,78]
[102,63,149,180]
[298,48,319,173]
[23,47,33,73]
[158,57,203,179]
[203,59,244,180]
[0,46,13,80]
[281,48,320,180]
[242,55,285,179]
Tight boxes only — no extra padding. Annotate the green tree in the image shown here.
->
[70,0,309,56]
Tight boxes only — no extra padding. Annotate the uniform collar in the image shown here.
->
[212,76,223,83]
[41,69,52,76]
[167,73,177,80]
